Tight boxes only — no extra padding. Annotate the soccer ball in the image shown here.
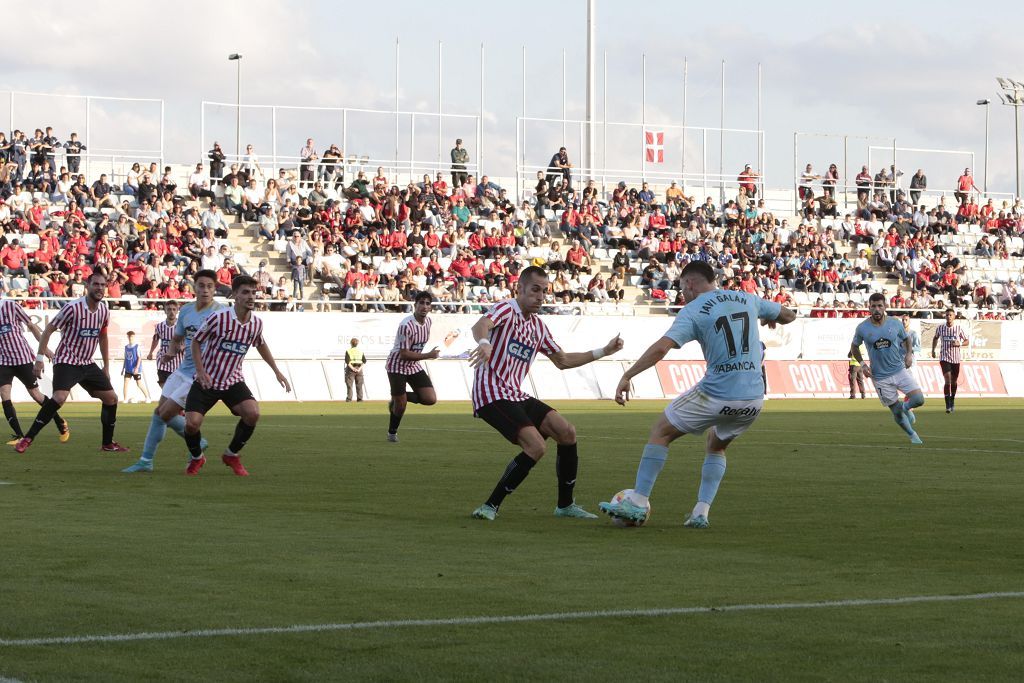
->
[609,489,651,528]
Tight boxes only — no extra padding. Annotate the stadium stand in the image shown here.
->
[1,129,1022,320]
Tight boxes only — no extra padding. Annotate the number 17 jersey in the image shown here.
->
[664,289,781,401]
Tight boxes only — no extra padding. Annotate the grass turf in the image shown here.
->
[1,398,1022,681]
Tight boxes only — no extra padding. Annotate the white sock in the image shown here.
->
[627,490,649,506]
[691,501,710,518]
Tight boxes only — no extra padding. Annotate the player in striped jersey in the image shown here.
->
[0,298,70,444]
[931,308,970,413]
[15,271,128,453]
[468,265,624,521]
[147,300,183,387]
[121,273,219,473]
[385,291,439,443]
[182,275,290,476]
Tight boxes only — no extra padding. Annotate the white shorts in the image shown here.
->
[873,368,921,406]
[161,369,195,408]
[664,386,763,442]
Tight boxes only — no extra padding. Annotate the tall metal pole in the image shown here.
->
[478,42,484,177]
[641,53,647,183]
[757,62,762,183]
[522,46,527,167]
[235,58,241,158]
[984,101,990,194]
[1016,104,1021,199]
[438,41,443,169]
[585,0,596,178]
[603,50,607,192]
[395,37,400,167]
[720,59,725,205]
[562,49,567,146]
[159,100,165,170]
[682,57,688,183]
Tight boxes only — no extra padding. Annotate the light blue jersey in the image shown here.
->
[174,301,224,376]
[664,290,782,401]
[852,317,908,380]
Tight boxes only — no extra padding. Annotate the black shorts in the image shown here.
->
[185,381,255,415]
[0,363,38,390]
[52,363,114,393]
[939,360,961,375]
[388,370,433,396]
[157,369,172,386]
[123,370,142,381]
[476,397,555,444]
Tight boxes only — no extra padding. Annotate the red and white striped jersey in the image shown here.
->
[0,299,36,366]
[935,323,969,364]
[52,297,109,366]
[192,308,265,391]
[471,299,561,411]
[154,320,182,373]
[385,315,432,375]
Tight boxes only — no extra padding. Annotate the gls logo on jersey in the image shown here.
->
[507,339,535,362]
[873,339,892,350]
[78,328,100,338]
[0,323,12,335]
[219,340,250,355]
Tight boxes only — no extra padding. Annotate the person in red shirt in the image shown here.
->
[955,168,980,204]
[123,260,148,294]
[143,280,163,309]
[649,208,668,229]
[1,240,29,278]
[738,272,759,294]
[432,173,448,197]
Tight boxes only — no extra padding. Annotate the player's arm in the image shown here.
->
[761,304,797,329]
[615,336,677,405]
[256,341,291,392]
[468,315,496,368]
[547,334,623,371]
[147,332,160,360]
[99,327,110,376]
[902,336,914,369]
[931,331,939,358]
[32,320,59,377]
[26,320,54,360]
[191,338,212,389]
[161,334,185,365]
[399,347,439,361]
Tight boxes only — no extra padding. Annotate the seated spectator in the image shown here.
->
[188,163,216,202]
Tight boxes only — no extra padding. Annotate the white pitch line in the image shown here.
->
[1,591,1021,648]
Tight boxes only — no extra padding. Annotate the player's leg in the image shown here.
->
[123,374,130,402]
[473,400,545,520]
[25,385,69,441]
[16,364,76,451]
[537,407,595,518]
[221,385,259,476]
[386,372,409,441]
[183,383,218,474]
[601,413,686,522]
[92,386,128,451]
[409,371,436,407]
[684,428,734,528]
[0,380,18,443]
[941,361,953,412]
[948,363,961,412]
[137,376,150,401]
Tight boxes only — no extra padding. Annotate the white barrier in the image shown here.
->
[9,311,1024,402]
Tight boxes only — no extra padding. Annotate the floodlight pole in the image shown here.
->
[977,99,990,194]
[228,54,242,159]
[997,77,1024,199]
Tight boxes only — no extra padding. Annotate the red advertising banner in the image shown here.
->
[656,360,1009,398]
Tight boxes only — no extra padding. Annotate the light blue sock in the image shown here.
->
[140,413,168,462]
[890,403,914,436]
[166,414,186,438]
[634,443,669,497]
[697,453,727,505]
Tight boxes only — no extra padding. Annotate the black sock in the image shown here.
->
[100,403,117,445]
[485,452,536,509]
[555,443,579,508]
[25,398,60,440]
[48,398,67,432]
[3,399,21,437]
[405,391,421,404]
[388,402,402,434]
[184,430,204,458]
[227,420,256,454]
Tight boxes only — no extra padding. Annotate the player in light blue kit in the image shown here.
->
[599,261,796,528]
[121,271,220,472]
[851,292,924,444]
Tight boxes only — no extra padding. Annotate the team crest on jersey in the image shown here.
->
[219,340,250,355]
[79,328,100,338]
[873,339,892,350]
[0,323,12,335]
[507,339,535,362]
[185,325,199,340]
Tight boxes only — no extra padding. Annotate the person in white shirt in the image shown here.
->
[188,163,216,202]
[200,246,223,271]
[201,204,229,237]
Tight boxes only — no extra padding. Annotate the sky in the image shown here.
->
[2,0,1023,196]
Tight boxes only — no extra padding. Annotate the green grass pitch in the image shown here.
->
[1,398,1022,681]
